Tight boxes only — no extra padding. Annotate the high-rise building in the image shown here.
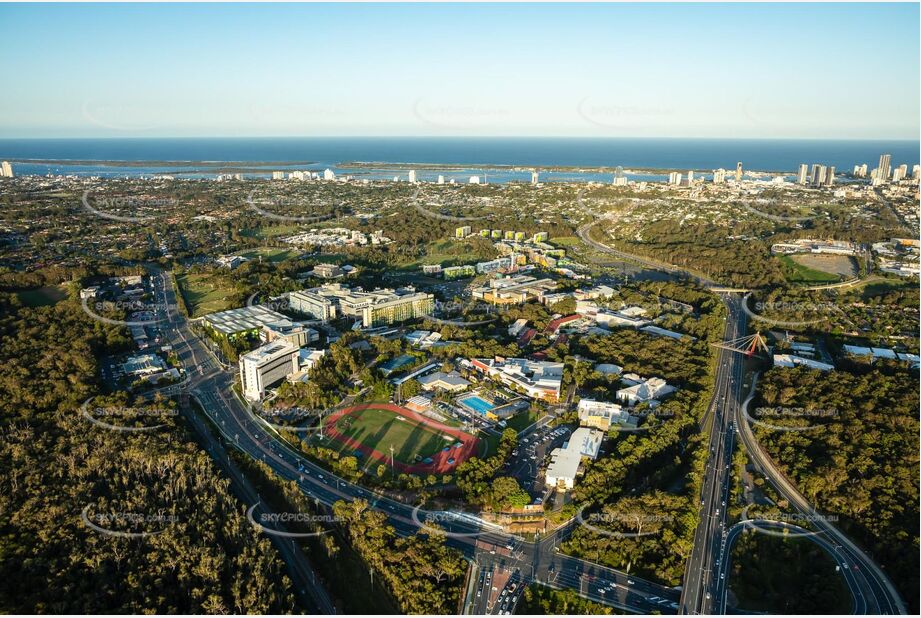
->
[323,168,336,181]
[239,340,299,401]
[878,154,891,184]
[713,168,726,184]
[469,176,481,184]
[668,172,682,185]
[912,165,920,181]
[859,164,868,178]
[811,164,826,186]
[896,164,908,181]
[408,169,417,183]
[531,170,539,185]
[797,164,809,185]
[271,171,285,180]
[825,166,836,186]
[735,162,743,181]
[0,161,12,178]
[686,170,695,183]
[437,174,445,185]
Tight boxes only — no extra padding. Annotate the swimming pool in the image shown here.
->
[458,394,495,415]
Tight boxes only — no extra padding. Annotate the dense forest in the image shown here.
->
[753,366,919,612]
[0,292,296,613]
[728,532,851,614]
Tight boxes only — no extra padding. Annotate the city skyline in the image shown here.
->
[0,3,918,140]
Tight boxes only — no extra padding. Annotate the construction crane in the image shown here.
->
[711,332,770,357]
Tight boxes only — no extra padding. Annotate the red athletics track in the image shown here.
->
[323,403,479,474]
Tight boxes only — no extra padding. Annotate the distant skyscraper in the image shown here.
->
[825,166,835,186]
[686,170,694,183]
[878,154,891,184]
[912,165,920,181]
[668,172,682,185]
[897,164,908,181]
[408,169,417,183]
[437,174,445,185]
[713,168,726,183]
[0,161,12,178]
[859,164,868,178]
[811,164,826,186]
[531,170,539,185]
[735,162,743,181]
[271,171,285,180]
[323,168,336,181]
[797,164,808,185]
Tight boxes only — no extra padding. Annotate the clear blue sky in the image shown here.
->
[1,3,918,139]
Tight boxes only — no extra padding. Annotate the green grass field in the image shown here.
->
[239,247,302,263]
[175,272,238,317]
[17,285,68,307]
[778,255,841,284]
[240,224,300,239]
[324,406,457,465]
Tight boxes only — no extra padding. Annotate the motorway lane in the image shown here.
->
[680,293,745,614]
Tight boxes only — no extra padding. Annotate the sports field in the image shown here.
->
[322,403,478,474]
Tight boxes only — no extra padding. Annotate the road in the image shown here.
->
[149,267,682,613]
[733,374,906,614]
[679,294,745,614]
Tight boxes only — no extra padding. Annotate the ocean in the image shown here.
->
[0,137,917,182]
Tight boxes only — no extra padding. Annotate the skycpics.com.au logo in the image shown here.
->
[82,190,175,223]
[739,505,836,538]
[245,190,347,223]
[81,297,170,327]
[81,398,179,433]
[246,503,339,538]
[424,299,507,327]
[412,97,510,131]
[745,405,837,433]
[741,292,833,328]
[410,187,489,223]
[81,505,178,538]
[575,506,674,539]
[576,96,674,130]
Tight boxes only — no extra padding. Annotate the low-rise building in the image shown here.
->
[545,427,604,490]
[616,377,677,407]
[577,398,632,431]
[417,370,471,393]
[772,354,834,372]
[469,357,564,402]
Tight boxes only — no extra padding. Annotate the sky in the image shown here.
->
[0,3,918,140]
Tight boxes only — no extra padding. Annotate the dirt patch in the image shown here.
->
[789,254,857,277]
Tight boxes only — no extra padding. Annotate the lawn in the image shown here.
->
[506,409,540,432]
[324,406,455,465]
[16,284,68,307]
[175,272,239,317]
[239,247,302,263]
[778,255,841,285]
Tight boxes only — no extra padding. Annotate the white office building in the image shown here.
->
[408,169,417,183]
[545,427,604,490]
[797,163,808,185]
[0,161,12,178]
[240,341,300,401]
[323,168,336,181]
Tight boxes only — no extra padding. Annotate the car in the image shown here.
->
[649,596,661,602]
[669,602,680,609]
[627,579,635,585]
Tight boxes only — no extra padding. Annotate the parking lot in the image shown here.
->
[505,423,575,499]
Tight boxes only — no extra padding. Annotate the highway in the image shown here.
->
[147,267,682,614]
[679,294,745,614]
